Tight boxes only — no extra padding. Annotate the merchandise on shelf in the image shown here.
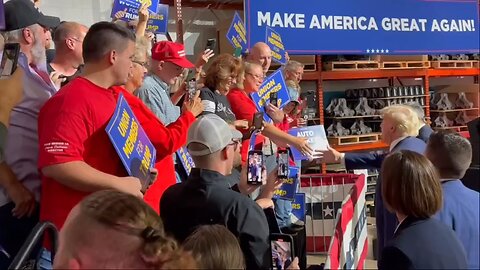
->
[325,98,337,116]
[354,97,376,116]
[433,112,454,127]
[333,98,355,117]
[454,111,472,126]
[432,93,454,110]
[455,92,474,109]
[327,121,350,137]
[350,119,373,135]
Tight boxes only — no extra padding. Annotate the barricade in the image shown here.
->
[300,173,368,269]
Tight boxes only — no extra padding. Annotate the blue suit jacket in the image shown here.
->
[379,216,468,270]
[417,125,433,143]
[435,180,480,269]
[344,137,426,260]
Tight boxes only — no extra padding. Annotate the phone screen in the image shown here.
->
[253,112,264,131]
[205,38,216,51]
[270,235,294,270]
[247,151,264,185]
[186,69,196,100]
[277,150,289,179]
[0,43,20,77]
[270,92,278,107]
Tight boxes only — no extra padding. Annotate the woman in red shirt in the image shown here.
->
[227,62,313,164]
[113,37,203,212]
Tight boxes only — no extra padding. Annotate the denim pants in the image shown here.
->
[274,198,293,228]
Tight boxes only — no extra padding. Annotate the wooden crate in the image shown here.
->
[373,55,429,62]
[431,60,477,69]
[328,133,382,146]
[380,61,430,69]
[324,61,379,71]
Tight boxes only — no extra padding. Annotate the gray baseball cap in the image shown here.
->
[187,114,243,156]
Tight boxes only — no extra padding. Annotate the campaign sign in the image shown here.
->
[250,69,290,122]
[288,125,329,161]
[273,166,299,201]
[146,4,169,34]
[111,0,141,21]
[0,1,5,30]
[292,193,306,222]
[226,12,248,51]
[265,27,286,65]
[176,146,195,175]
[106,94,156,182]
[245,0,479,54]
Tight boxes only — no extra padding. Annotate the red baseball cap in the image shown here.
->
[151,41,194,68]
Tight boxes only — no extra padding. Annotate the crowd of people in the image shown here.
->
[0,0,478,269]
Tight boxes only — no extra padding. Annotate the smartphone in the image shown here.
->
[0,43,20,77]
[277,149,289,179]
[253,111,264,131]
[205,38,216,51]
[185,69,196,100]
[247,150,264,185]
[270,92,279,107]
[270,234,295,270]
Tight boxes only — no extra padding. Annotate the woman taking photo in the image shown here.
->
[379,150,468,269]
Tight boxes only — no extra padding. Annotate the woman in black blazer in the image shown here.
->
[378,150,468,270]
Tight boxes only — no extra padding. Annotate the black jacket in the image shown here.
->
[160,168,270,269]
[379,216,468,270]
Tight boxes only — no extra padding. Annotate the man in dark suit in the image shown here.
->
[406,101,433,143]
[426,131,480,269]
[317,104,426,262]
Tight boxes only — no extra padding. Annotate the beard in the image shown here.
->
[31,27,47,67]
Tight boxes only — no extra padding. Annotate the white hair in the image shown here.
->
[2,24,46,66]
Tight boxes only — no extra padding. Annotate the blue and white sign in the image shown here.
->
[176,146,195,175]
[111,0,142,21]
[292,193,306,222]
[146,4,169,34]
[288,125,329,161]
[245,0,480,54]
[273,166,299,201]
[250,69,290,123]
[106,94,156,182]
[266,27,287,65]
[226,12,248,51]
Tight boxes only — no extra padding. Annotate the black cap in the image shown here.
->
[4,0,60,31]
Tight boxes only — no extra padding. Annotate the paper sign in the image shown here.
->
[288,125,329,161]
[250,69,290,122]
[176,146,195,175]
[292,193,306,222]
[273,166,299,201]
[111,0,142,21]
[266,27,287,65]
[106,94,156,182]
[226,12,247,51]
[146,4,169,34]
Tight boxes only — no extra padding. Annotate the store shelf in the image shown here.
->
[371,95,427,100]
[324,115,381,119]
[366,191,375,195]
[430,108,479,113]
[334,141,388,152]
[428,68,480,77]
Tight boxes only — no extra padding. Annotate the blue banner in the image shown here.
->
[176,146,195,175]
[0,1,5,30]
[288,125,328,161]
[273,166,299,201]
[250,69,290,123]
[292,193,306,222]
[266,27,286,65]
[226,12,248,51]
[245,0,479,54]
[111,0,141,21]
[146,4,169,34]
[106,94,156,183]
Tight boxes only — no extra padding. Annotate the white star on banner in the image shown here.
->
[366,49,370,53]
[323,205,334,217]
[376,49,380,53]
[386,49,390,53]
[381,49,384,53]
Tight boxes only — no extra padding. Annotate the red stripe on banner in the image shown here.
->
[306,236,332,253]
[329,224,343,269]
[301,174,358,187]
[358,237,369,270]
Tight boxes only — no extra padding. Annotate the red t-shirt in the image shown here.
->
[38,78,126,229]
[227,88,265,163]
[112,86,195,213]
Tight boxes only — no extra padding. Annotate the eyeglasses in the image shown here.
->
[246,72,264,81]
[133,60,148,68]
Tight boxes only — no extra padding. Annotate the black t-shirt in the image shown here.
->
[199,87,237,123]
[47,64,84,87]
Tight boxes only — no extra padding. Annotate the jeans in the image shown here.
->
[0,202,39,269]
[274,199,293,228]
